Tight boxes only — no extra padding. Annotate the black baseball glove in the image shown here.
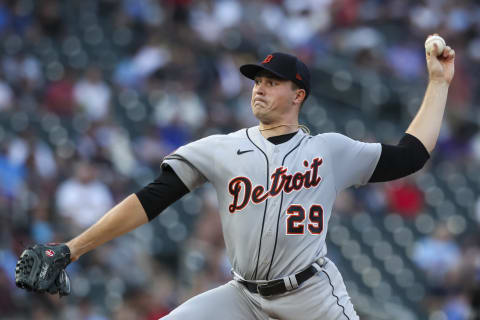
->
[15,243,71,296]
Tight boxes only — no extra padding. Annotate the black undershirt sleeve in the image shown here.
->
[135,165,189,221]
[369,133,430,183]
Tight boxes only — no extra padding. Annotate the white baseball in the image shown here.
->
[425,35,445,56]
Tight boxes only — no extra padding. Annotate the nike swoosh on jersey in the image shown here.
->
[237,149,254,155]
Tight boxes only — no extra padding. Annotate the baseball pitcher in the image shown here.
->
[15,35,455,319]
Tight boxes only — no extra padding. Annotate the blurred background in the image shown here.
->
[1,0,480,319]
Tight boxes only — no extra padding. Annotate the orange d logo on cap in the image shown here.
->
[262,54,273,64]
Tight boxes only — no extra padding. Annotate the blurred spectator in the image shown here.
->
[0,245,18,286]
[436,121,476,162]
[132,35,171,85]
[74,66,112,121]
[0,78,14,111]
[31,199,55,244]
[36,0,64,38]
[8,131,57,180]
[443,294,471,320]
[0,268,15,316]
[384,177,424,218]
[0,141,26,199]
[177,189,230,301]
[413,223,461,285]
[61,298,108,320]
[354,184,387,215]
[216,53,243,98]
[2,52,43,88]
[56,161,113,231]
[386,41,424,80]
[142,267,175,319]
[152,86,206,146]
[0,4,12,34]
[133,126,169,167]
[43,69,76,117]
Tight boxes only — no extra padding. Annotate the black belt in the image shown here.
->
[238,264,319,297]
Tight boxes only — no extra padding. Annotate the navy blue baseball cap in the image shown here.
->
[240,52,311,99]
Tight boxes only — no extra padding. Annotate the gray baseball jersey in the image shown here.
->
[163,126,381,281]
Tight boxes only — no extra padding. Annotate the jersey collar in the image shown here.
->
[247,125,307,152]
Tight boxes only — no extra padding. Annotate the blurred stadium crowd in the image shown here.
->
[1,0,480,319]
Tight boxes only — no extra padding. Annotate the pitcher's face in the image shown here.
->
[251,74,298,124]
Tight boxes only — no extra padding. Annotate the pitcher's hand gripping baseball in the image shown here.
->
[15,243,71,296]
[425,34,455,84]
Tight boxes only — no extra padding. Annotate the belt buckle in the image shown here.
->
[257,283,274,297]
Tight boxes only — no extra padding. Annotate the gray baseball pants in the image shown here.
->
[162,258,359,320]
